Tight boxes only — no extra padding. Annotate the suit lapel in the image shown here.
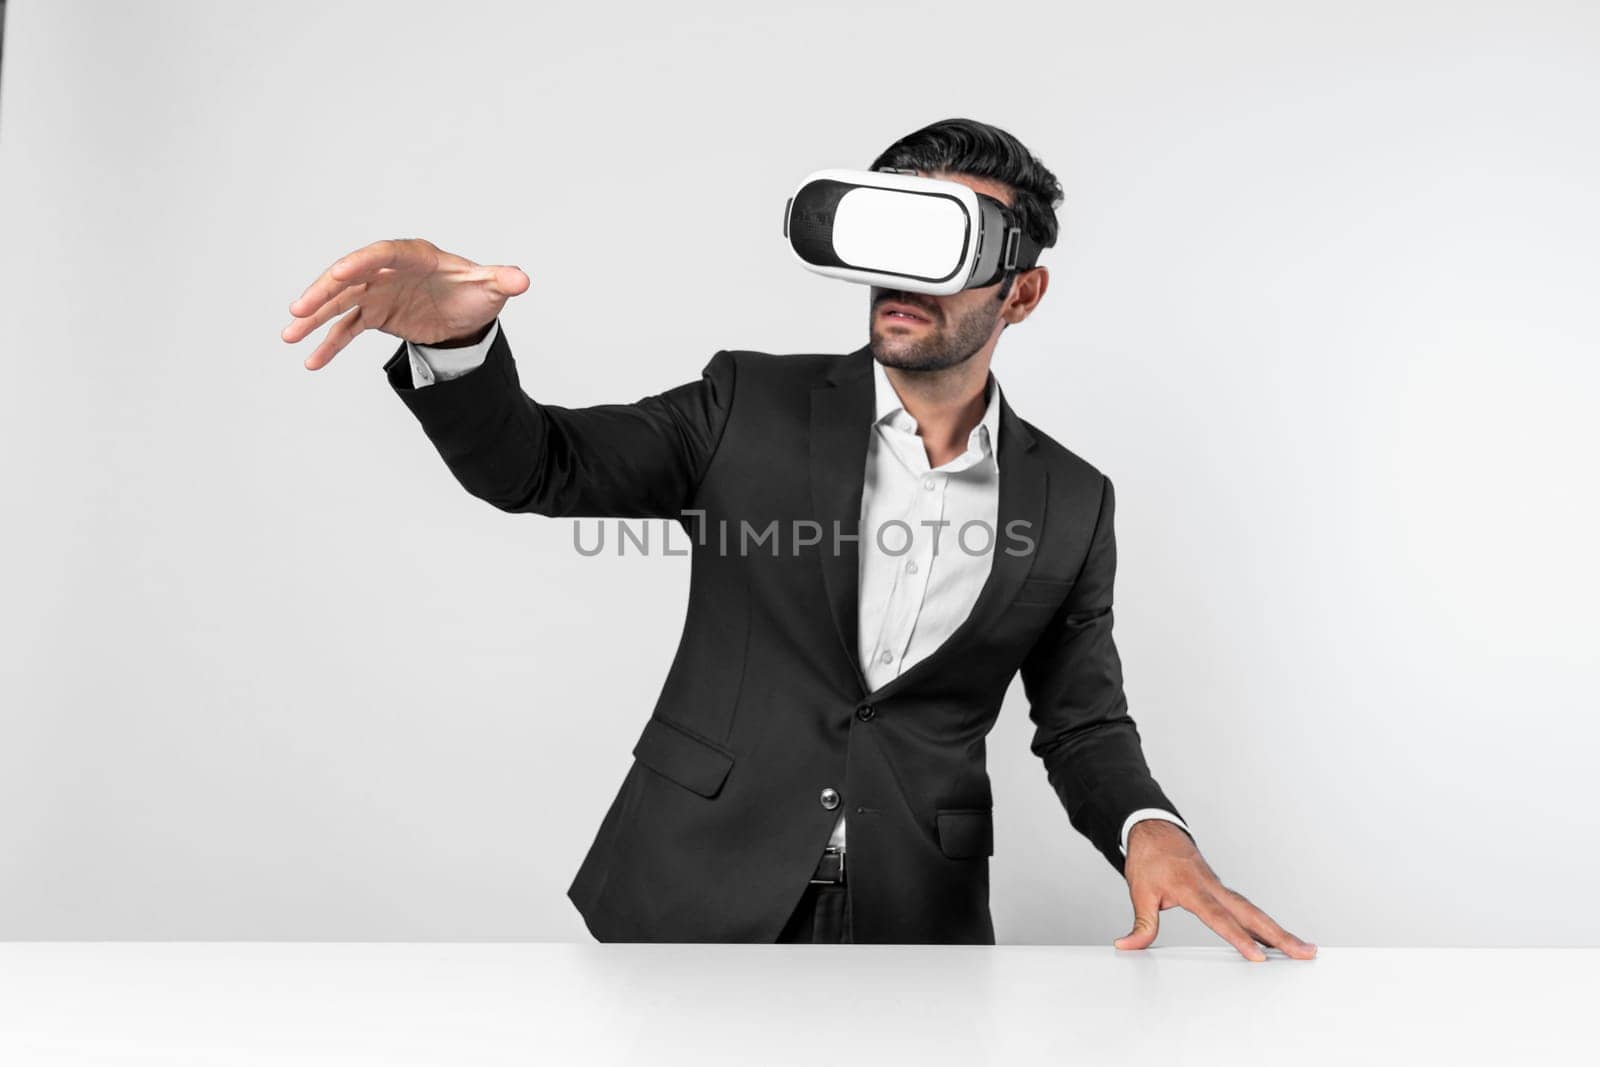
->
[810,346,877,696]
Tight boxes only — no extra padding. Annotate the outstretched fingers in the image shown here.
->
[282,281,368,343]
[1187,887,1268,962]
[1218,886,1318,959]
[287,238,437,320]
[303,304,367,370]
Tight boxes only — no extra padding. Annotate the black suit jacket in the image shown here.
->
[383,325,1184,944]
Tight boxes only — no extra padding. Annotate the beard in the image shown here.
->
[868,295,999,373]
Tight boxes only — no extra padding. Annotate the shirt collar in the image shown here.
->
[871,356,1002,468]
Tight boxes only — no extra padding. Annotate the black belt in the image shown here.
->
[808,845,846,885]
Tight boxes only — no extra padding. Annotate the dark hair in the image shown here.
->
[869,117,1062,303]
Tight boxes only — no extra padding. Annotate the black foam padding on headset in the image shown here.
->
[788,180,852,268]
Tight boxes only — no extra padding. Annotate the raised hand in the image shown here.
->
[281,237,530,369]
[1113,819,1318,962]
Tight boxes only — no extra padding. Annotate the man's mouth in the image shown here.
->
[878,301,933,324]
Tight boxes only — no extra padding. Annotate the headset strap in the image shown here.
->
[1004,226,1043,271]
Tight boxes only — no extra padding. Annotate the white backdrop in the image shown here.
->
[1,0,1595,944]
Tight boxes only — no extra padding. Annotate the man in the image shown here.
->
[282,118,1315,958]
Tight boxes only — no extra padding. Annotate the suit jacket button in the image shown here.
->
[855,704,876,722]
[819,787,840,810]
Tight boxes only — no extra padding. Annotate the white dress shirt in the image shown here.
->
[406,323,1190,858]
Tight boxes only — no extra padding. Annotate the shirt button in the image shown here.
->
[856,704,876,722]
[820,787,840,810]
[906,560,919,574]
[922,477,936,490]
[879,649,894,665]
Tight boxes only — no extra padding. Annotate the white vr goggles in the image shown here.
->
[782,167,1044,295]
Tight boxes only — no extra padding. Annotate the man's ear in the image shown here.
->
[1002,266,1049,325]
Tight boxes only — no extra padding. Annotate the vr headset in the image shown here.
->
[782,167,1043,295]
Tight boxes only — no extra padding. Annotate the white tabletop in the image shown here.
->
[0,943,1589,1066]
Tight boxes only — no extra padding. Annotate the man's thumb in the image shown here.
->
[491,265,530,297]
[1113,892,1160,950]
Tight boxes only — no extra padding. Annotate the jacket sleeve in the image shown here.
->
[1018,474,1188,877]
[381,322,737,518]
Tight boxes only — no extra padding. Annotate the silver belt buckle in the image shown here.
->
[808,845,846,885]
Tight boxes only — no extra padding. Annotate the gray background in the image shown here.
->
[1,0,1595,944]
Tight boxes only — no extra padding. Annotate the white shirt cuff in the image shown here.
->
[405,318,501,388]
[1119,808,1192,855]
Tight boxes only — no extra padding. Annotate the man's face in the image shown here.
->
[868,169,1019,373]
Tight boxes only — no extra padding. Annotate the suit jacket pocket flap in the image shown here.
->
[632,714,736,798]
[936,808,995,859]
